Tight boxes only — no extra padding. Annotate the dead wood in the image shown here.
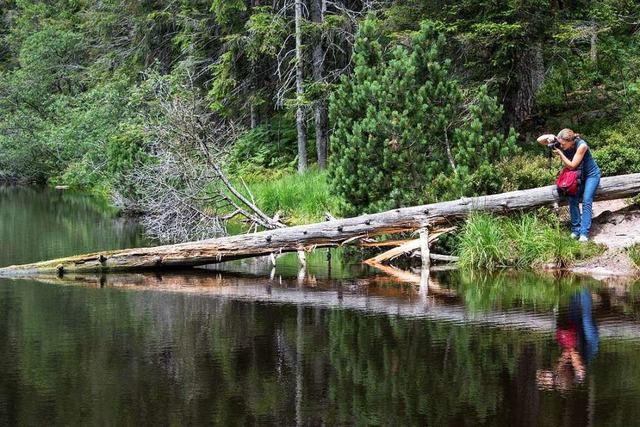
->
[363,227,456,265]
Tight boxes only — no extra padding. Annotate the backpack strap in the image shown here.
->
[575,139,586,182]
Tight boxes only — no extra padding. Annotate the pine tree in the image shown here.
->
[328,17,518,216]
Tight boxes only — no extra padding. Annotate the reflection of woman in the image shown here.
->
[536,287,599,391]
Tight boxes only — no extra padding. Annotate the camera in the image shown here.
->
[547,138,560,150]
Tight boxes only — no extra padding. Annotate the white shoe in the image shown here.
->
[579,235,588,242]
[570,232,579,240]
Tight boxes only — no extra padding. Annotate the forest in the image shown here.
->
[1,0,639,244]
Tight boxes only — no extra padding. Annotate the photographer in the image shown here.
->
[537,129,601,241]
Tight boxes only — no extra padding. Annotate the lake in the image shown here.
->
[2,186,640,426]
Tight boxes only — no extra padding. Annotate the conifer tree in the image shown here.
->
[328,18,518,216]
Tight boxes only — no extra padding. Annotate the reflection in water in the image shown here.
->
[0,186,150,267]
[537,286,600,392]
[4,270,640,425]
[5,187,640,425]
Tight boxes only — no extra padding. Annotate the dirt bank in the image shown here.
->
[567,199,640,282]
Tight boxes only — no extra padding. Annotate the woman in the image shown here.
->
[537,129,601,241]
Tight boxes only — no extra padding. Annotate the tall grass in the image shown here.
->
[628,244,640,268]
[457,212,603,270]
[456,213,511,270]
[242,168,339,225]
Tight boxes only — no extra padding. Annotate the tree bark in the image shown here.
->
[1,173,639,276]
[512,42,544,125]
[311,0,328,169]
[295,0,307,173]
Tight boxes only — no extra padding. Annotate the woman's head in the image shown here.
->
[556,128,578,149]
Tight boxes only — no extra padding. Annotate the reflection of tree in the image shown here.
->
[324,310,530,425]
[0,186,149,267]
[4,275,640,425]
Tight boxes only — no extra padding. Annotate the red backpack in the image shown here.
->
[556,166,581,196]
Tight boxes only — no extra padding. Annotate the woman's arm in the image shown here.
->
[555,144,587,169]
[537,134,555,146]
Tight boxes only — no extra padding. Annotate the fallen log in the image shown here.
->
[1,173,639,276]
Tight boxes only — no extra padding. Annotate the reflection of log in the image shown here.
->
[364,263,457,297]
[1,173,639,275]
[8,270,640,339]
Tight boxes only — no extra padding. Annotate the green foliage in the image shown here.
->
[491,154,558,192]
[463,21,526,68]
[456,212,604,270]
[328,17,518,215]
[211,0,247,25]
[591,108,640,176]
[595,145,640,176]
[628,244,640,268]
[244,7,288,61]
[226,115,299,178]
[535,0,640,130]
[103,122,149,196]
[240,169,338,225]
[0,16,90,183]
[208,5,285,119]
[1,76,136,187]
[456,213,511,270]
[17,24,87,95]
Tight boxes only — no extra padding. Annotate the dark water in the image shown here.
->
[2,187,640,426]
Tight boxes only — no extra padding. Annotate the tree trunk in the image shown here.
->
[2,173,639,276]
[512,42,544,125]
[295,0,307,173]
[311,0,328,169]
[589,23,598,62]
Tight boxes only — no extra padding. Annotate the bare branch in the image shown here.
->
[114,75,285,242]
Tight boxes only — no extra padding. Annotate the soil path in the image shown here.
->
[568,199,640,281]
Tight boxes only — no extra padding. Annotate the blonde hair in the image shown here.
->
[557,128,580,141]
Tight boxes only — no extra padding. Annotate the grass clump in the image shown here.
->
[456,212,604,270]
[242,168,339,225]
[456,213,511,270]
[628,244,640,268]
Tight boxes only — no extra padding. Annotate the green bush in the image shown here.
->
[226,115,300,180]
[427,154,556,203]
[591,109,640,176]
[594,145,640,176]
[590,111,640,176]
[328,18,518,216]
[493,154,558,192]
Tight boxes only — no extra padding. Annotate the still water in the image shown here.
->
[2,186,640,426]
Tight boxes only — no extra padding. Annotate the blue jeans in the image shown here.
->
[569,173,600,237]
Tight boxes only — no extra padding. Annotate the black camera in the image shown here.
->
[547,138,560,150]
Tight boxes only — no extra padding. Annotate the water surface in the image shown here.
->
[2,186,640,426]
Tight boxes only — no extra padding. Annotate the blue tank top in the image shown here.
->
[563,138,600,178]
